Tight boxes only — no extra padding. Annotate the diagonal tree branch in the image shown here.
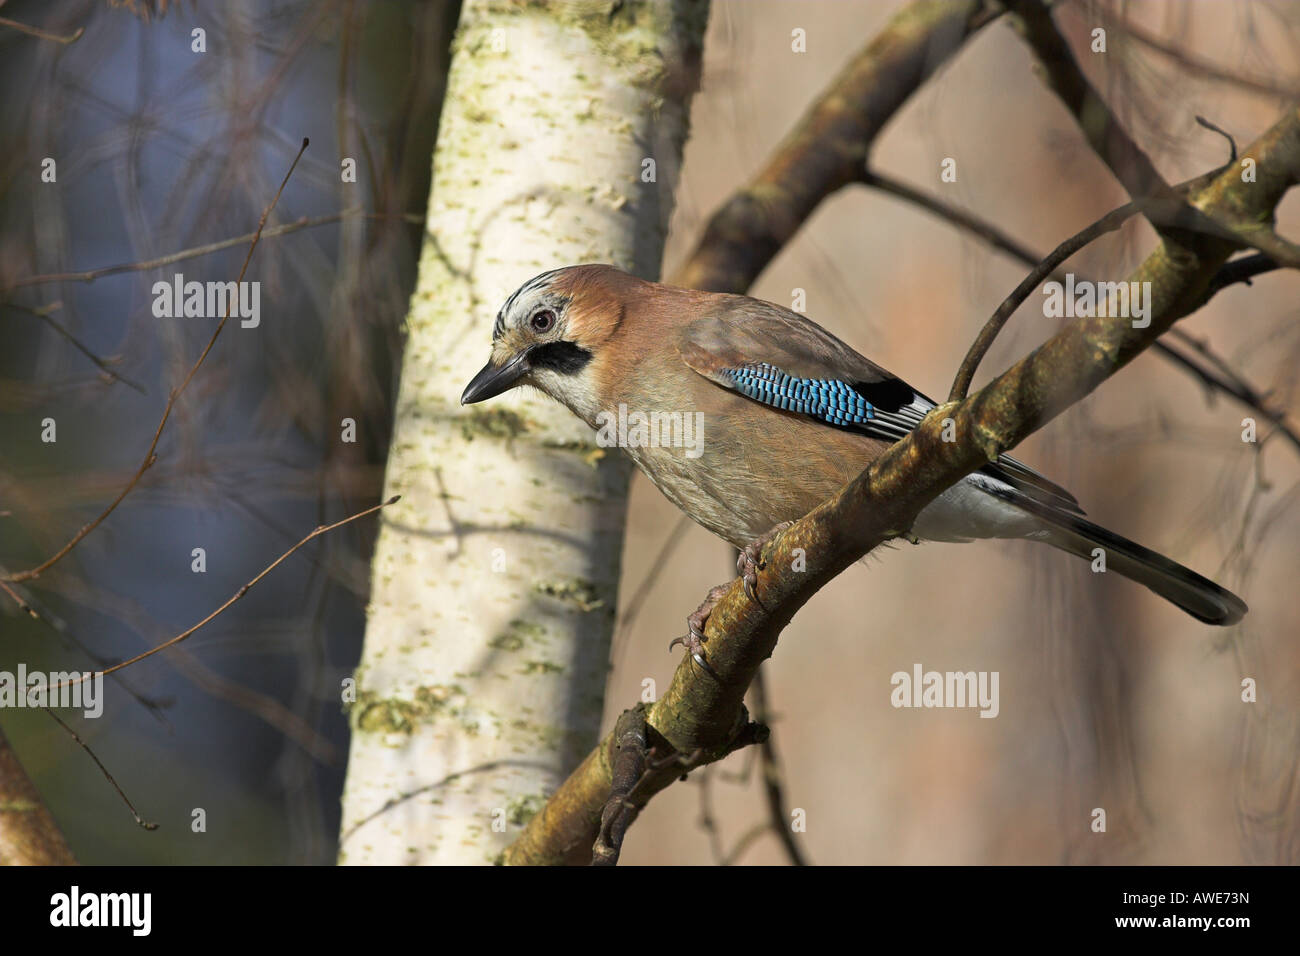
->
[1003,0,1300,272]
[504,105,1300,866]
[1003,0,1171,202]
[963,0,1300,404]
[860,168,1300,455]
[672,0,996,292]
[671,0,1281,424]
[944,157,1256,402]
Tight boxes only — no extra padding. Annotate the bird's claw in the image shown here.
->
[669,584,728,682]
[668,628,721,682]
[670,524,794,679]
[739,548,760,604]
[737,521,794,608]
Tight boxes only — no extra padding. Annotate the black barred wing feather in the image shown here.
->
[678,302,1083,516]
[718,362,879,428]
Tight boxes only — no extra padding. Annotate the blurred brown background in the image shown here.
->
[612,0,1300,864]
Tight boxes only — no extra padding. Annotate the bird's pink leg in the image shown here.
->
[669,584,729,679]
[668,521,795,680]
[737,521,795,606]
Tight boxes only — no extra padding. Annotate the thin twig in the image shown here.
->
[1196,116,1237,163]
[41,707,158,830]
[946,197,1143,401]
[719,822,774,867]
[862,168,1046,268]
[48,496,399,691]
[4,300,147,393]
[1004,0,1170,202]
[671,0,995,292]
[1003,3,1300,292]
[1201,253,1280,300]
[945,150,1259,404]
[696,765,727,864]
[1,209,421,293]
[0,570,176,722]
[53,574,338,759]
[1229,224,1300,270]
[750,669,807,866]
[861,170,1299,454]
[0,14,84,44]
[0,578,37,617]
[2,138,311,585]
[612,515,690,671]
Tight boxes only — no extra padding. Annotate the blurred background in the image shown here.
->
[1,0,1297,864]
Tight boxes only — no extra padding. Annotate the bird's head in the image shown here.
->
[460,264,631,416]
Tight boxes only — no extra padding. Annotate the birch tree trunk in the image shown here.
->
[339,0,706,864]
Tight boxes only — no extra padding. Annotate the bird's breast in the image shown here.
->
[593,388,889,548]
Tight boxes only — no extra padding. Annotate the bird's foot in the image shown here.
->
[738,521,795,607]
[669,584,729,681]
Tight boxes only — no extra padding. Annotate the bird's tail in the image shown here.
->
[1000,491,1247,625]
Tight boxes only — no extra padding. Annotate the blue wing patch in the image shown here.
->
[719,362,875,427]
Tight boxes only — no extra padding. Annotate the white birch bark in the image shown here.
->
[339,0,706,864]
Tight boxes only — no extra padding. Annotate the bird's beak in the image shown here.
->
[460,350,531,405]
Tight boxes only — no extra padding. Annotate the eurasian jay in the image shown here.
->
[461,264,1247,657]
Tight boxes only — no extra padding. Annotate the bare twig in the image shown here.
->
[672,0,995,292]
[1006,0,1297,264]
[719,822,774,866]
[861,170,1298,453]
[0,14,84,44]
[14,496,390,850]
[947,193,1143,401]
[50,575,338,760]
[750,669,807,866]
[1000,1,1300,340]
[1201,253,1280,299]
[944,174,1297,401]
[612,515,691,672]
[1004,0,1170,201]
[2,209,421,293]
[0,571,176,722]
[4,300,147,394]
[42,707,158,831]
[0,578,37,618]
[1196,115,1238,162]
[49,495,399,690]
[1228,224,1300,270]
[696,763,776,866]
[861,168,1047,268]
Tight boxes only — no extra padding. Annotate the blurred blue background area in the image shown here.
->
[0,0,457,864]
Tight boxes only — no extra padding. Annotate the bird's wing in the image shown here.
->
[677,301,1083,515]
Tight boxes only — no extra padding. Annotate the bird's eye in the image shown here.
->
[530,309,556,333]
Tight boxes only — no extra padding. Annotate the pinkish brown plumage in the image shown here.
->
[462,264,1247,629]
